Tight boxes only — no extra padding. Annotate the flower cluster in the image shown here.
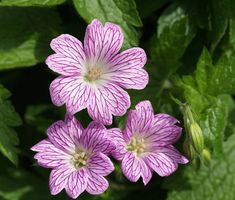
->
[32,19,188,199]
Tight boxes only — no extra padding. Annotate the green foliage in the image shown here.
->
[175,48,235,156]
[208,0,230,52]
[0,85,21,165]
[167,133,235,200]
[0,0,235,199]
[72,0,142,49]
[0,8,62,69]
[0,0,65,6]
[150,2,196,97]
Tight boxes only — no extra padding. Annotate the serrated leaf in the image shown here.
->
[0,0,65,6]
[194,48,235,95]
[0,7,62,70]
[167,133,235,200]
[175,48,235,156]
[0,85,21,165]
[72,0,142,49]
[199,95,232,156]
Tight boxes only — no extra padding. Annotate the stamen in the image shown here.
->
[84,67,102,82]
[126,137,146,156]
[71,150,88,169]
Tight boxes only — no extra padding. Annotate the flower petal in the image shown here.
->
[139,159,153,185]
[135,101,154,134]
[153,146,188,164]
[123,110,138,142]
[86,172,109,195]
[146,125,182,147]
[47,118,83,153]
[48,34,86,75]
[32,140,69,168]
[109,47,148,89]
[50,76,93,114]
[107,128,127,160]
[153,114,178,129]
[49,166,74,195]
[65,114,84,137]
[81,121,115,155]
[144,153,177,176]
[84,19,123,62]
[87,83,130,125]
[65,169,87,199]
[88,152,114,176]
[121,152,141,182]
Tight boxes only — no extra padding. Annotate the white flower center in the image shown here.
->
[84,67,102,82]
[71,150,88,169]
[126,136,147,156]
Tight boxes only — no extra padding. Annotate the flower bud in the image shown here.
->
[202,148,211,165]
[183,140,196,159]
[190,122,204,154]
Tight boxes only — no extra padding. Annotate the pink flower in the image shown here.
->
[109,101,188,185]
[46,19,148,125]
[31,116,115,199]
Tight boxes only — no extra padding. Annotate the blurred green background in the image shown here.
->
[0,0,235,199]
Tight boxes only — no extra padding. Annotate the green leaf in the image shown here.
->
[207,53,235,95]
[167,133,235,200]
[0,85,21,165]
[208,0,230,51]
[0,7,62,70]
[194,48,212,94]
[175,48,235,156]
[72,0,142,49]
[150,2,196,97]
[0,0,65,6]
[199,95,233,156]
[193,48,235,95]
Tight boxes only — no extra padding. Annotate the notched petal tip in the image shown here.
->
[135,100,153,111]
[90,18,103,26]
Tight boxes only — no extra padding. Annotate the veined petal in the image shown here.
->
[32,140,69,168]
[86,171,109,195]
[153,114,179,130]
[65,169,87,199]
[87,152,114,176]
[135,101,154,134]
[81,121,115,155]
[46,53,82,76]
[139,159,153,185]
[121,152,141,182]
[50,76,93,114]
[107,128,127,160]
[84,19,123,62]
[87,83,130,125]
[109,48,148,89]
[144,152,177,177]
[146,125,182,147]
[47,118,83,153]
[49,165,74,195]
[48,34,86,75]
[65,114,84,137]
[153,146,188,164]
[123,110,138,143]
